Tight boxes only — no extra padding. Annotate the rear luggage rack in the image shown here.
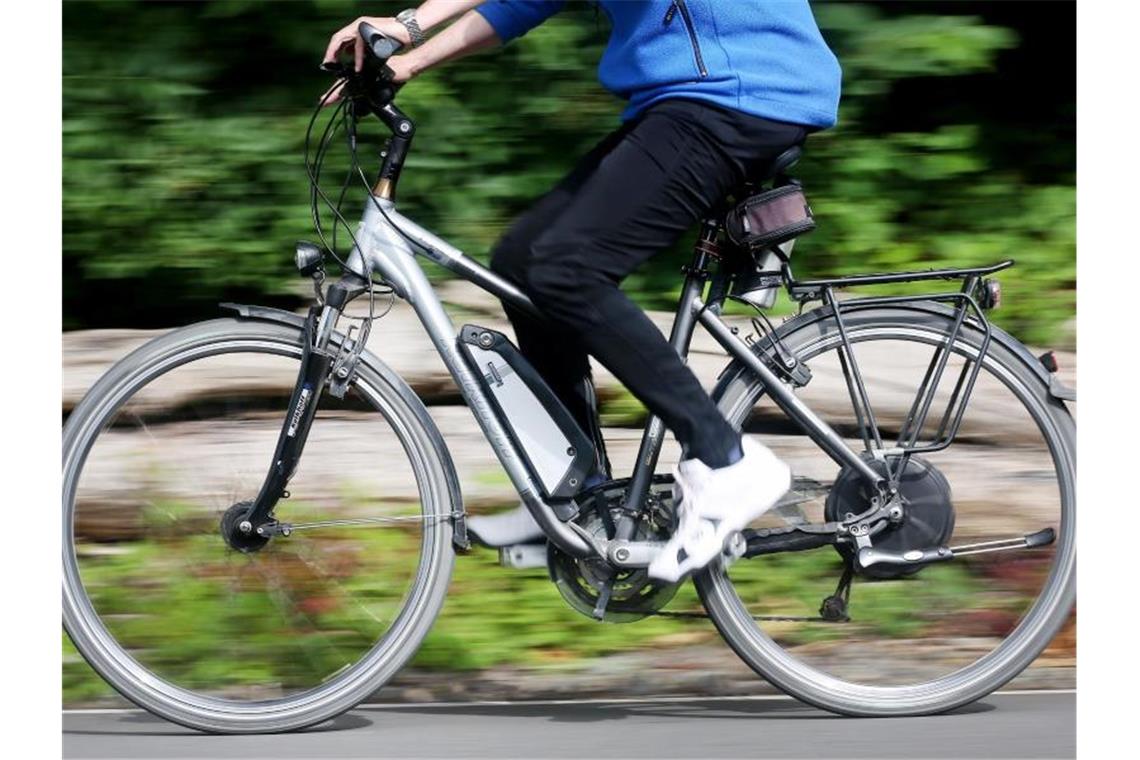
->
[787,259,1014,302]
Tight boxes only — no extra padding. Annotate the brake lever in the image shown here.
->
[320,60,350,77]
[318,27,402,117]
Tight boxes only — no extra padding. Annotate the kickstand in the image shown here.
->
[819,563,854,622]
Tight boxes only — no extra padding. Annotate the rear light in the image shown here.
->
[979,279,1002,310]
[1038,351,1059,373]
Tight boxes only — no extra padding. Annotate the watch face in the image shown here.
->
[397,9,414,22]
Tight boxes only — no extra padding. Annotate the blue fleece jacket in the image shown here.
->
[475,0,841,128]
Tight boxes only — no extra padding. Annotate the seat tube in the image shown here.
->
[614,223,718,541]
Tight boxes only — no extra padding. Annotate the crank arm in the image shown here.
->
[856,527,1056,570]
[606,533,748,569]
[606,539,665,568]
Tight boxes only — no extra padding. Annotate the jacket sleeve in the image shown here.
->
[475,1,566,43]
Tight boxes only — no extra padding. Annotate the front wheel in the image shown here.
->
[63,318,459,732]
[696,305,1075,716]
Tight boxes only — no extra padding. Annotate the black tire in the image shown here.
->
[63,318,459,733]
[696,304,1075,716]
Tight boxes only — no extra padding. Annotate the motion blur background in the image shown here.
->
[63,0,1075,705]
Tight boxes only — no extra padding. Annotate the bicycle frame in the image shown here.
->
[316,195,900,560]
[242,90,1016,566]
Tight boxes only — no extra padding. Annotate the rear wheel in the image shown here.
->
[63,318,458,732]
[696,306,1075,716]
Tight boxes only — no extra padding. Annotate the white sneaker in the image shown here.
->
[648,437,792,583]
[466,504,545,548]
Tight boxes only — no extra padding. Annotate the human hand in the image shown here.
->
[322,16,410,73]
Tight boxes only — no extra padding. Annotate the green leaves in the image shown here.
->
[816,5,1017,97]
[63,1,1073,344]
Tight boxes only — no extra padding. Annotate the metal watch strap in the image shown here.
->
[396,9,425,48]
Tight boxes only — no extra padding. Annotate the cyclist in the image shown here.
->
[323,1,841,582]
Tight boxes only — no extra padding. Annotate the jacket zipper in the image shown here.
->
[664,0,708,79]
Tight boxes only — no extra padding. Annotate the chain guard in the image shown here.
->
[548,479,680,623]
[825,455,955,579]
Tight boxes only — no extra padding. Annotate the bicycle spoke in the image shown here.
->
[703,313,1073,701]
[65,335,452,714]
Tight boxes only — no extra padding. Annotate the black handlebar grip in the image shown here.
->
[358,22,404,61]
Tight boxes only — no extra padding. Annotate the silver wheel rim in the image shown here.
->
[63,325,454,731]
[700,319,1075,714]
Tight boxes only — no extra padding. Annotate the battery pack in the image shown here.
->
[458,325,596,500]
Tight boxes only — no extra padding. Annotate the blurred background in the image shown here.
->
[63,1,1075,706]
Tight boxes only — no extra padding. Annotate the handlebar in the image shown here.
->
[358,21,403,61]
[318,22,413,200]
[319,22,403,102]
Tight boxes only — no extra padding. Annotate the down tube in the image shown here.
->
[354,200,593,557]
[694,303,885,488]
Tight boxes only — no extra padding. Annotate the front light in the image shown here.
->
[294,241,324,277]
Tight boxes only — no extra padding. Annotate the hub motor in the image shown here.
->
[825,455,955,579]
[220,501,270,553]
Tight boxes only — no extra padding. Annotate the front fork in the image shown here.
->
[236,275,368,535]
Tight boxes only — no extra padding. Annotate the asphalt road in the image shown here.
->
[63,691,1074,759]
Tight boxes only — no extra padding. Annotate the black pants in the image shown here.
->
[491,99,807,469]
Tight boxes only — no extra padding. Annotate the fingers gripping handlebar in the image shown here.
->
[359,21,403,61]
[320,22,402,92]
[320,22,414,199]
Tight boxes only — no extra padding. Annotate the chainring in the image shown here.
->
[825,455,955,580]
[548,478,680,623]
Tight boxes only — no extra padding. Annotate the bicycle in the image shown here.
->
[63,25,1076,733]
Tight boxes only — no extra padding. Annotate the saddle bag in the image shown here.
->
[724,183,815,250]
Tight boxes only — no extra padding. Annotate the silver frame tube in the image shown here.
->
[350,198,591,557]
[694,299,884,487]
[347,196,886,557]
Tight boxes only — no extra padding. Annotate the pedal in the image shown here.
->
[498,543,548,569]
[722,531,747,565]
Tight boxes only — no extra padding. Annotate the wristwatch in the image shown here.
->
[396,8,425,48]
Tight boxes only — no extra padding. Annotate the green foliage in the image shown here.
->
[64,1,1073,344]
[598,386,648,427]
[63,525,990,704]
